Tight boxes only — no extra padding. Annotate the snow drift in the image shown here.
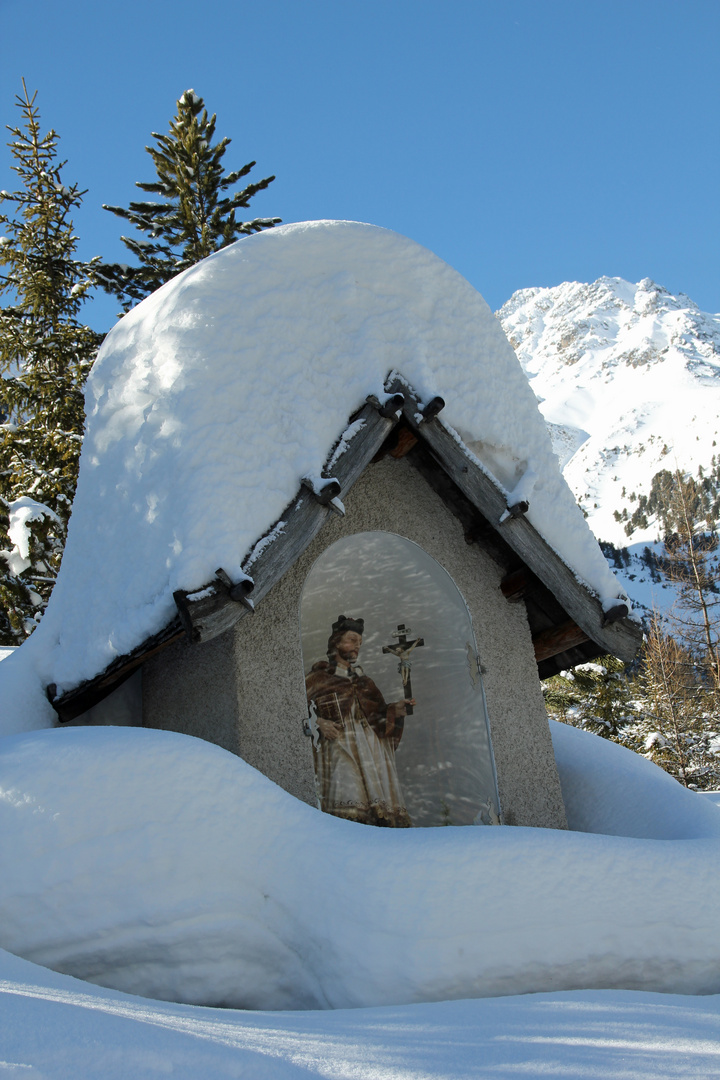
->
[1,723,718,1010]
[2,948,720,1080]
[0,221,627,729]
[551,718,720,839]
[3,946,720,1080]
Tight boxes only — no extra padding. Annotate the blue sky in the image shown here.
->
[1,0,718,330]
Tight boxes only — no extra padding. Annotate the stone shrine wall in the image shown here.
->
[143,455,567,829]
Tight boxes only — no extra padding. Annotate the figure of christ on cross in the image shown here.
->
[305,615,417,828]
[382,624,424,716]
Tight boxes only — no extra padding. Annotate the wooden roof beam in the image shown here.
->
[386,375,642,663]
[532,620,590,663]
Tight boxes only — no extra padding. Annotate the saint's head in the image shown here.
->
[327,614,364,670]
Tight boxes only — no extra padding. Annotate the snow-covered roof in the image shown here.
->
[20,220,628,700]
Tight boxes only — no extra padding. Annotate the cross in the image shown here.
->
[382,623,424,715]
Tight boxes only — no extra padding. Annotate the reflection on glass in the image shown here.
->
[301,532,501,828]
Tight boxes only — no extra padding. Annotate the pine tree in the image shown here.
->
[0,81,101,642]
[99,90,280,310]
[543,654,637,739]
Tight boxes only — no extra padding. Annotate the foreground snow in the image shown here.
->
[1,221,626,725]
[1,722,719,1013]
[2,945,720,1079]
[1,718,719,1072]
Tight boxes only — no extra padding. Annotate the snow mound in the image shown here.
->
[3,221,624,719]
[551,719,720,839]
[1,725,719,1010]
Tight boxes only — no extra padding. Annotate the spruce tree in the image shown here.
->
[543,654,637,739]
[0,82,101,642]
[99,90,280,310]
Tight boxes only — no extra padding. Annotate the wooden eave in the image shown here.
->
[50,373,642,722]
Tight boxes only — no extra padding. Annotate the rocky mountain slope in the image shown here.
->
[497,277,720,616]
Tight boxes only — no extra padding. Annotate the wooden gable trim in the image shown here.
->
[384,379,641,664]
[47,619,187,722]
[49,372,641,722]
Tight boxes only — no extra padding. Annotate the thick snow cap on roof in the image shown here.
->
[30,221,626,694]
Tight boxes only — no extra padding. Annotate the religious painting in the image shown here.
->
[300,531,501,828]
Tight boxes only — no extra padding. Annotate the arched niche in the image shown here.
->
[300,531,501,828]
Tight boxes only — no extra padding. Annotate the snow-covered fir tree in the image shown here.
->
[99,90,280,310]
[543,655,637,740]
[0,82,101,642]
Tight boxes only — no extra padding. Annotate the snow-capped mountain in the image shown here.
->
[497,277,720,615]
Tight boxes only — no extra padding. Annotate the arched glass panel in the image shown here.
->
[300,531,500,828]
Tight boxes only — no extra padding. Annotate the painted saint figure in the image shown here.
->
[306,615,414,827]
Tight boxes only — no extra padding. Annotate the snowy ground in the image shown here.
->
[3,947,720,1080]
[1,720,720,1076]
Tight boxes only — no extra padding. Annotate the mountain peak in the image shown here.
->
[496,277,720,614]
[498,276,720,381]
